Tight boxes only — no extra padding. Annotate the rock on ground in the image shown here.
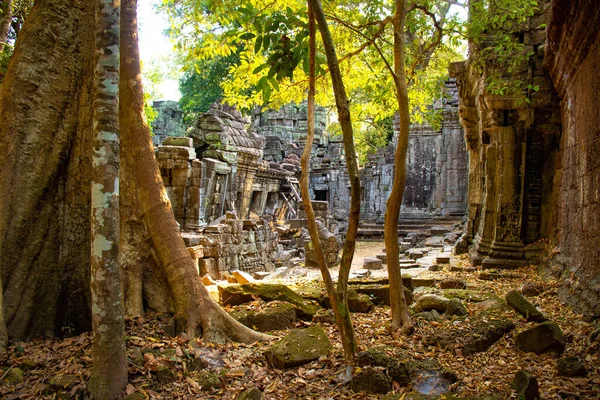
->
[423,317,515,355]
[556,356,587,377]
[349,367,392,394]
[237,387,262,400]
[511,370,540,400]
[416,294,450,313]
[230,302,297,332]
[264,326,332,369]
[514,321,565,355]
[219,283,321,320]
[505,290,546,322]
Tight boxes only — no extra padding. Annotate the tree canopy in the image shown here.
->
[161,0,466,157]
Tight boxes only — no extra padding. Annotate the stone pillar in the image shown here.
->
[484,126,526,268]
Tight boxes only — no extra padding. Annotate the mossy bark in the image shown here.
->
[89,1,127,398]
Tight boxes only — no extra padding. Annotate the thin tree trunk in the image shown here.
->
[301,2,356,362]
[119,0,269,344]
[89,1,127,398]
[0,0,13,52]
[385,0,414,335]
[307,0,360,361]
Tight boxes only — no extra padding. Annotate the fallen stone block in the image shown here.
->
[363,257,383,270]
[232,270,255,285]
[446,298,468,316]
[201,275,216,286]
[436,256,451,264]
[423,317,515,355]
[230,302,297,332]
[511,371,539,400]
[514,321,565,354]
[252,271,271,280]
[407,249,425,260]
[219,283,321,320]
[556,356,587,377]
[264,326,332,369]
[376,253,388,264]
[350,367,392,394]
[416,294,450,313]
[439,279,466,289]
[505,290,546,322]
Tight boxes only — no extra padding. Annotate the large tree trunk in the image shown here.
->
[89,0,127,398]
[119,0,268,344]
[0,0,13,52]
[300,2,356,362]
[0,0,95,340]
[307,0,360,361]
[0,0,267,345]
[385,0,414,335]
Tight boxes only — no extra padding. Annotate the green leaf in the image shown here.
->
[239,32,256,41]
[254,36,262,53]
[263,34,271,51]
[252,64,268,74]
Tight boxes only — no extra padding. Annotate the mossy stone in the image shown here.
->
[265,326,332,369]
[2,367,24,385]
[196,370,220,390]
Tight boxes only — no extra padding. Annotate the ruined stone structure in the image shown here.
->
[252,93,469,223]
[453,0,561,269]
[360,80,469,220]
[153,86,469,277]
[155,104,300,278]
[151,100,185,145]
[455,0,600,317]
[545,0,600,316]
[251,104,353,219]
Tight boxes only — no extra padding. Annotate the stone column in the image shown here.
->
[484,126,526,268]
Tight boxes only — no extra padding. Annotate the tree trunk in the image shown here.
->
[119,0,268,344]
[300,2,356,362]
[307,0,360,361]
[0,0,13,52]
[385,0,414,335]
[88,1,127,398]
[0,0,267,346]
[0,0,95,340]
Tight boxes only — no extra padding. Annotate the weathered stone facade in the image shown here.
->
[360,80,469,220]
[455,0,600,317]
[545,0,600,316]
[151,100,185,145]
[453,0,561,269]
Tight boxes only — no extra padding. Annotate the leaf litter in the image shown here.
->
[0,259,599,399]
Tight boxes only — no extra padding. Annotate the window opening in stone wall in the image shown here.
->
[314,190,329,202]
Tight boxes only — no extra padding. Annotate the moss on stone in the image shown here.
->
[265,326,332,369]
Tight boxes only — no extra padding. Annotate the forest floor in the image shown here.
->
[1,242,599,399]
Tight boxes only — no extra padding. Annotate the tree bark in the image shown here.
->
[307,0,360,361]
[89,1,127,398]
[385,0,414,335]
[301,2,356,362]
[0,0,95,340]
[0,0,267,346]
[119,0,269,344]
[0,0,13,52]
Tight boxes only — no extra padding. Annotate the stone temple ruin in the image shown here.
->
[151,0,600,320]
[152,79,469,280]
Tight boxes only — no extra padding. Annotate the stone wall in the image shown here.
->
[454,0,562,269]
[545,0,600,316]
[360,79,469,220]
[151,100,185,145]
